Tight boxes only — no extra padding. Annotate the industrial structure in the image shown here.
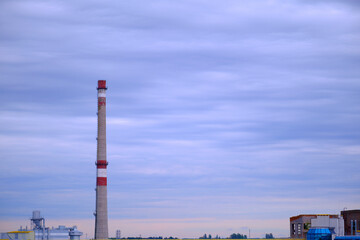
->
[341,210,360,236]
[307,228,332,240]
[290,214,344,239]
[311,215,344,239]
[0,211,82,240]
[291,210,360,240]
[94,80,109,239]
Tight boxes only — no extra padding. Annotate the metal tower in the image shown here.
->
[95,80,109,239]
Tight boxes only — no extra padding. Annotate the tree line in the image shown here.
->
[199,232,274,239]
[199,233,246,239]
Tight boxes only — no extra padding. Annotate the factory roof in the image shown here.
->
[290,214,339,221]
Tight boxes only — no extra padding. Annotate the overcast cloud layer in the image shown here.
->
[0,0,359,238]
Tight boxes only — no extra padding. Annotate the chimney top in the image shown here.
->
[98,80,107,89]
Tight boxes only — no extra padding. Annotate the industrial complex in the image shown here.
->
[290,214,342,238]
[0,211,82,240]
[290,209,360,240]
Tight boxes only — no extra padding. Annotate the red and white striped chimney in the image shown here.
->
[95,80,109,239]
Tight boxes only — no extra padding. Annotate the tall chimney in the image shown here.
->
[95,80,108,239]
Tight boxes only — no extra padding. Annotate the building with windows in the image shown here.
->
[290,214,343,238]
[341,210,360,236]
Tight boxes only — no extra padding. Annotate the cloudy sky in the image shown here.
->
[0,0,359,238]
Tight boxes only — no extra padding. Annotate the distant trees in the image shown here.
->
[265,233,274,239]
[229,233,247,239]
[200,234,219,239]
[200,234,208,239]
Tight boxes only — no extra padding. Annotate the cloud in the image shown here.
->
[0,0,359,237]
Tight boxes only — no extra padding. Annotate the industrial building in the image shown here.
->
[0,211,82,240]
[341,210,360,236]
[290,214,343,238]
[306,227,360,240]
[312,215,344,239]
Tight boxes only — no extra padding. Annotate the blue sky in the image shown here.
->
[0,0,359,238]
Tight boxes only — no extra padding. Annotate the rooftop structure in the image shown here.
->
[307,228,332,240]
